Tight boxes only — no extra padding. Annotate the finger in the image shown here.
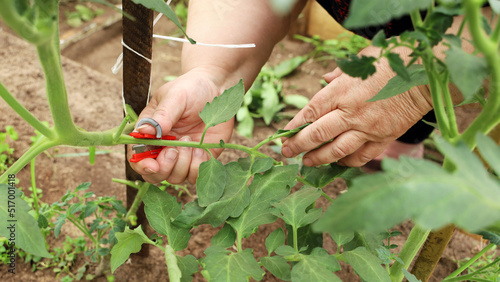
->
[301,131,365,167]
[141,147,179,184]
[323,67,342,84]
[136,87,186,135]
[187,148,210,184]
[282,110,348,158]
[166,136,193,184]
[127,144,161,175]
[337,141,387,167]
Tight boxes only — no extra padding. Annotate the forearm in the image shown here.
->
[181,0,307,91]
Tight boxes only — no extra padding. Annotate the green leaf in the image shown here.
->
[54,214,66,238]
[476,133,500,176]
[37,214,48,229]
[283,94,309,109]
[75,182,91,192]
[490,0,500,14]
[371,30,387,48]
[445,45,488,100]
[165,245,182,282]
[228,165,298,238]
[314,137,500,234]
[265,228,286,255]
[261,81,284,125]
[260,256,291,281]
[211,224,236,248]
[271,187,322,230]
[477,230,500,245]
[238,157,274,175]
[274,56,307,78]
[236,113,254,138]
[291,248,341,282]
[402,268,421,282]
[275,245,298,257]
[110,200,127,215]
[89,146,95,165]
[143,185,191,250]
[131,0,195,43]
[197,158,226,207]
[84,201,97,218]
[177,254,198,282]
[200,79,245,129]
[98,248,110,256]
[0,185,51,258]
[330,231,354,247]
[336,55,376,80]
[369,64,428,102]
[201,247,265,281]
[386,53,410,81]
[111,225,154,273]
[177,255,198,282]
[344,0,432,28]
[286,224,323,254]
[343,247,390,282]
[300,164,348,188]
[273,123,311,139]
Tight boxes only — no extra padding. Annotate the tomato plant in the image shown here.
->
[1,0,500,281]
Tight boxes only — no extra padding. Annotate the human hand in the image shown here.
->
[128,70,234,184]
[281,46,433,167]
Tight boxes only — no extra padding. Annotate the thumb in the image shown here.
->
[135,93,185,136]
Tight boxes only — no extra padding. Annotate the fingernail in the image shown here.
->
[282,146,293,158]
[145,168,157,174]
[165,148,178,161]
[323,71,335,81]
[303,158,313,167]
[180,136,192,142]
[136,125,149,131]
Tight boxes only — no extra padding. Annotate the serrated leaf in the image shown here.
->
[275,245,298,257]
[228,165,298,238]
[131,0,194,43]
[477,230,500,245]
[314,137,500,234]
[369,64,428,102]
[261,81,283,125]
[200,79,245,129]
[211,224,236,248]
[0,185,51,258]
[37,214,48,229]
[291,248,341,282]
[330,232,354,247]
[283,94,309,109]
[197,158,226,207]
[75,182,91,192]
[403,268,421,282]
[336,55,376,80]
[111,226,153,273]
[177,254,198,282]
[286,223,323,254]
[265,228,286,255]
[97,248,110,256]
[343,247,390,282]
[143,185,190,250]
[445,45,488,99]
[260,256,291,281]
[54,214,66,238]
[371,30,387,48]
[274,56,307,78]
[344,0,432,28]
[201,247,264,281]
[300,164,349,188]
[271,187,322,230]
[110,200,127,215]
[238,157,274,175]
[476,133,500,176]
[84,201,97,218]
[165,245,182,282]
[387,53,410,81]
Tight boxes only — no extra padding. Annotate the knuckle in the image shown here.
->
[310,125,333,144]
[302,105,320,123]
[328,144,350,160]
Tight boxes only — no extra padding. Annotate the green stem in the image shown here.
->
[444,256,500,282]
[389,225,430,282]
[293,226,298,251]
[0,138,58,183]
[236,234,243,252]
[0,82,55,139]
[112,178,142,190]
[410,10,423,28]
[113,116,131,142]
[0,0,51,44]
[125,182,150,226]
[321,192,334,203]
[444,243,496,280]
[438,71,459,138]
[492,16,500,43]
[30,159,40,219]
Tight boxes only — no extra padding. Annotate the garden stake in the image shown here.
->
[122,0,154,257]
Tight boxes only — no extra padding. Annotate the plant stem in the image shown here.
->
[438,71,459,138]
[0,82,55,139]
[0,0,50,44]
[444,243,496,280]
[112,178,142,190]
[293,226,298,251]
[0,138,58,183]
[125,182,150,226]
[236,234,243,252]
[113,116,131,142]
[389,225,430,282]
[30,159,40,219]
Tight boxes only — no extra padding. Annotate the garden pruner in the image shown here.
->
[129,118,176,163]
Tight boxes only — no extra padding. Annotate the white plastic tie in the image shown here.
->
[153,34,256,48]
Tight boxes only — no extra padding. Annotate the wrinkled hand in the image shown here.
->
[281,46,433,167]
[128,70,234,184]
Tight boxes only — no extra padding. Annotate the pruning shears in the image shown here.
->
[129,118,176,163]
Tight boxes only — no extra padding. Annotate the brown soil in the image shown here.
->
[0,3,486,282]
